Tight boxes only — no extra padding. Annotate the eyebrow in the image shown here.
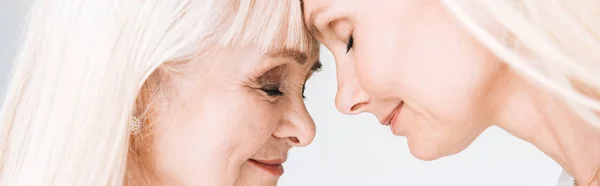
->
[268,49,309,65]
[306,6,327,39]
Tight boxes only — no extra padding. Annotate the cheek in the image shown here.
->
[355,2,499,124]
[152,86,281,185]
[351,0,423,97]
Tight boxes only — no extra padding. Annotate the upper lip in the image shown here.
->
[380,102,403,125]
[249,159,285,165]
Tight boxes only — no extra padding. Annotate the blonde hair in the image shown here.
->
[0,0,318,185]
[441,0,600,126]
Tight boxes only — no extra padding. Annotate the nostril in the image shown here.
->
[350,102,367,113]
[289,137,300,144]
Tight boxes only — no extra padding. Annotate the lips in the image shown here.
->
[248,159,285,176]
[381,102,403,126]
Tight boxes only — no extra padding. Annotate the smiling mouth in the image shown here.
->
[382,102,403,126]
[248,159,285,176]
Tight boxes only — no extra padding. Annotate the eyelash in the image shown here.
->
[261,85,285,97]
[302,85,306,99]
[346,34,354,54]
[261,85,307,99]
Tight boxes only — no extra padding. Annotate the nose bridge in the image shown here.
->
[335,59,370,115]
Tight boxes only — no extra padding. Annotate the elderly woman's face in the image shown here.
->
[151,47,320,185]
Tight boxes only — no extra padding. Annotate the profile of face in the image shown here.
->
[303,0,507,160]
[143,46,320,185]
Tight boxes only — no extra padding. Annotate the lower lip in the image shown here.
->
[389,103,403,135]
[248,159,284,176]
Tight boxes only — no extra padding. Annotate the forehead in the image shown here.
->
[302,0,324,22]
[302,0,331,12]
[302,0,336,39]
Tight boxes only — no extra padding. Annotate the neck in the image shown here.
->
[491,76,600,185]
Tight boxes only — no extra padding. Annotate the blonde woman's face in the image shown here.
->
[303,0,506,160]
[151,47,320,185]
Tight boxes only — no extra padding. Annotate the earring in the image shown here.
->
[131,116,142,135]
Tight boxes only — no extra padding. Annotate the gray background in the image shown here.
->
[1,1,561,185]
[1,0,31,98]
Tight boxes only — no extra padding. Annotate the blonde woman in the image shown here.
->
[0,0,321,185]
[302,0,600,185]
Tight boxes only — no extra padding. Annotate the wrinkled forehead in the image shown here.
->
[217,0,320,60]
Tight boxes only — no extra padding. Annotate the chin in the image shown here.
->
[408,146,443,161]
[407,135,473,161]
[259,176,280,186]
[235,179,278,186]
[266,180,279,186]
[406,136,447,161]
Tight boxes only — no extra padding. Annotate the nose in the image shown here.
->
[335,80,371,115]
[272,102,316,147]
[335,61,371,115]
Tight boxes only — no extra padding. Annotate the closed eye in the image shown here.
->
[346,34,354,54]
[261,85,284,97]
[302,84,306,99]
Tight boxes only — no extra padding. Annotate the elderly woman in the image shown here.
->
[0,0,320,185]
[303,0,600,185]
